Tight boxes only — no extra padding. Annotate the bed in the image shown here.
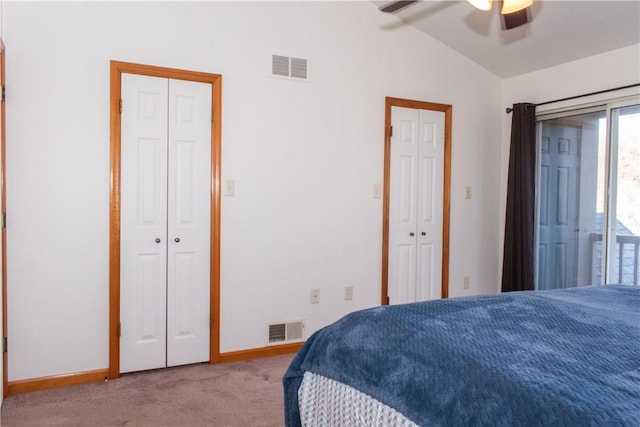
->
[283,285,640,426]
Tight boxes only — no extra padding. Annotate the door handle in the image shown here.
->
[421,232,426,236]
[174,237,181,243]
[409,232,415,236]
[155,238,161,243]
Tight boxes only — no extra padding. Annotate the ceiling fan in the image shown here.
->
[380,0,534,30]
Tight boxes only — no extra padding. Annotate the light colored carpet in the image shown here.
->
[1,354,295,427]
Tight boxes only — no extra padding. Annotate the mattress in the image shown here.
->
[298,371,417,427]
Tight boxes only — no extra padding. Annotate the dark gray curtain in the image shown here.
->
[502,103,537,292]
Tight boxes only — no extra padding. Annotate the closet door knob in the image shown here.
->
[409,232,415,236]
[174,237,181,243]
[155,238,161,243]
[421,232,426,236]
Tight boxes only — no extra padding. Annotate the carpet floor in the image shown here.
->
[1,354,295,427]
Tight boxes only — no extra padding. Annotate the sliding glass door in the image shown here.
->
[535,100,640,289]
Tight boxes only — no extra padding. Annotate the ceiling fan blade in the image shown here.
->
[501,7,531,30]
[379,1,420,14]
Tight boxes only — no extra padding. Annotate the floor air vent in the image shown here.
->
[268,320,305,344]
[271,55,308,80]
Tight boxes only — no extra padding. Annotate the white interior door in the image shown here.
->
[415,109,444,301]
[388,106,444,304]
[166,79,211,367]
[120,74,211,373]
[120,74,169,373]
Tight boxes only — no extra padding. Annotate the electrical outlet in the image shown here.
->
[311,289,320,304]
[344,286,354,300]
[463,276,470,289]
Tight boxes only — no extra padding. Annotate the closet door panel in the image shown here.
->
[388,107,419,304]
[120,73,169,373]
[166,79,212,367]
[416,110,444,300]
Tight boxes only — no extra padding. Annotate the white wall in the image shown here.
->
[499,44,640,272]
[4,1,504,381]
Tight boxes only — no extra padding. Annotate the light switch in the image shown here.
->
[224,180,235,197]
[373,184,382,199]
[465,186,472,200]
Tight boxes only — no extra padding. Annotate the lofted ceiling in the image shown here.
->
[375,0,640,78]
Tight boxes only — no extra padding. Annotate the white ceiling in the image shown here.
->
[376,0,640,78]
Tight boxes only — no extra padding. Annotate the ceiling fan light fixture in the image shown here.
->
[501,0,533,15]
[467,0,493,11]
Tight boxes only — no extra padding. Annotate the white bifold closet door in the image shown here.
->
[120,73,211,373]
[388,106,444,305]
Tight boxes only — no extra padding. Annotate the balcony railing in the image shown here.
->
[590,233,640,285]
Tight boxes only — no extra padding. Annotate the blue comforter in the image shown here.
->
[284,285,640,426]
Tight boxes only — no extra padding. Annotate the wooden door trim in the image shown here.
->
[381,97,451,305]
[1,39,8,397]
[109,61,222,378]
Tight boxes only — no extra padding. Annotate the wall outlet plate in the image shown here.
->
[344,286,353,300]
[311,289,320,304]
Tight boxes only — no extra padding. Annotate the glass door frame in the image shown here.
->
[604,100,640,284]
[534,94,640,288]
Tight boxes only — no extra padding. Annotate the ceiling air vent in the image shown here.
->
[271,55,309,80]
[268,320,305,344]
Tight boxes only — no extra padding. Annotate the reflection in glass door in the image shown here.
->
[535,101,640,289]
